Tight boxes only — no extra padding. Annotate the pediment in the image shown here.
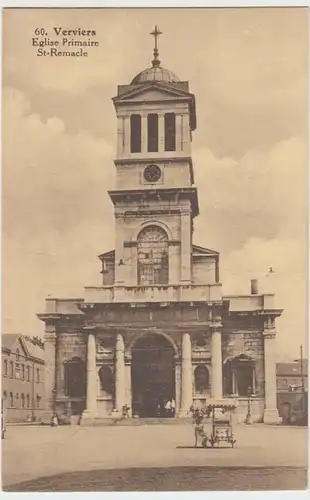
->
[114,83,190,104]
[192,244,219,257]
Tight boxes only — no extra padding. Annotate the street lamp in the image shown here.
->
[245,386,254,425]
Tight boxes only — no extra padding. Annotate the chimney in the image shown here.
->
[250,279,258,295]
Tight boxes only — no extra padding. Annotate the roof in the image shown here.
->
[1,334,44,362]
[192,244,219,257]
[276,361,308,377]
[1,334,20,351]
[131,65,180,85]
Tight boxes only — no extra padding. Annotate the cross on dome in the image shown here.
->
[150,25,162,67]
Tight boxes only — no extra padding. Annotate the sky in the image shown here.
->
[2,7,308,360]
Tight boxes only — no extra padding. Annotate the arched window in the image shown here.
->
[223,355,255,397]
[16,393,19,407]
[4,360,8,377]
[36,368,40,383]
[64,357,86,398]
[194,365,209,393]
[3,391,7,400]
[21,393,25,408]
[98,366,114,398]
[130,114,142,153]
[137,225,169,285]
[9,392,14,407]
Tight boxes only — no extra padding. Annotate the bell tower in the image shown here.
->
[108,26,198,286]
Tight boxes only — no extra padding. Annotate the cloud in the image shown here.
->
[2,86,115,335]
[191,138,308,360]
[193,136,308,252]
[221,236,308,361]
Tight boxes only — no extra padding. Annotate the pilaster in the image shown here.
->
[180,210,192,283]
[263,317,281,424]
[43,324,57,421]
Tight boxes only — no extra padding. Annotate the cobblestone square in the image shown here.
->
[2,423,308,491]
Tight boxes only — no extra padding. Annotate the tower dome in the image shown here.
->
[131,25,180,85]
[131,66,180,85]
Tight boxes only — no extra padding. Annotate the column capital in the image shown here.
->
[263,330,276,340]
[210,321,223,333]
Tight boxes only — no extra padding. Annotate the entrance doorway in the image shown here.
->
[131,334,175,418]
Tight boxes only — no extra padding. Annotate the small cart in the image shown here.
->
[189,400,237,449]
[208,402,236,448]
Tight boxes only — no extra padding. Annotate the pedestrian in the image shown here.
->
[164,399,171,417]
[171,398,176,417]
[51,413,58,427]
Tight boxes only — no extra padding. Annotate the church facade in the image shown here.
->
[38,30,282,425]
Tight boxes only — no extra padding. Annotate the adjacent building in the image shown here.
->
[37,28,283,425]
[2,334,45,423]
[277,360,308,425]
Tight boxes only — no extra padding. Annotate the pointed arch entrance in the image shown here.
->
[131,333,175,418]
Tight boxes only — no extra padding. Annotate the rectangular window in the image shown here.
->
[130,114,141,153]
[10,361,14,378]
[36,368,40,383]
[4,360,8,377]
[147,114,158,152]
[27,366,30,382]
[164,113,176,151]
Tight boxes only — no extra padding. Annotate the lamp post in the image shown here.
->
[245,386,253,425]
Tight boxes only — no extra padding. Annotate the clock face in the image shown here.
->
[143,164,161,183]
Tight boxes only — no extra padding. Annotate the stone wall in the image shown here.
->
[56,331,87,398]
[222,331,265,398]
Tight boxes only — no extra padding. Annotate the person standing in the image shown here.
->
[164,399,171,417]
[171,398,176,417]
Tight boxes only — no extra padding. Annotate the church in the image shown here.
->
[38,27,282,425]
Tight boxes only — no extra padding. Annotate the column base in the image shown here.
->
[80,410,97,426]
[263,408,282,425]
[111,409,124,419]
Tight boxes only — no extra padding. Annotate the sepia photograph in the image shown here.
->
[1,5,308,492]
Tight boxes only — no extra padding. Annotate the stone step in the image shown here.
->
[93,417,193,426]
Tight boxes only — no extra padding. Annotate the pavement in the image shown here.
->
[1,423,308,490]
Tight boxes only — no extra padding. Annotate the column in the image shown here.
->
[115,333,126,414]
[175,361,181,414]
[179,333,192,416]
[180,211,192,283]
[44,325,57,421]
[263,317,281,424]
[80,333,97,425]
[158,113,165,153]
[124,116,131,154]
[176,114,182,152]
[116,116,125,157]
[211,323,223,400]
[141,114,148,154]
